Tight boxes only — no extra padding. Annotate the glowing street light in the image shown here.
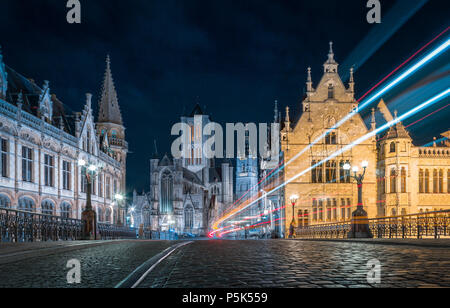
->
[344,161,373,239]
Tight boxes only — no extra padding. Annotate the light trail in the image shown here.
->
[213,34,450,229]
[215,89,450,229]
[212,34,450,232]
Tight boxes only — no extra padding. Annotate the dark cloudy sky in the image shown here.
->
[0,0,448,193]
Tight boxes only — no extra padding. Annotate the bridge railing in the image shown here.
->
[295,210,450,239]
[0,207,137,242]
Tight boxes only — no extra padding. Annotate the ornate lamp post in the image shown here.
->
[289,194,299,238]
[343,161,373,238]
[79,159,103,240]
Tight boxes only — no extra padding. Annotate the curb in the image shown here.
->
[287,238,450,249]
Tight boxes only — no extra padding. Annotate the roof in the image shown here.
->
[98,55,123,125]
[385,122,411,140]
[182,168,203,185]
[190,103,203,117]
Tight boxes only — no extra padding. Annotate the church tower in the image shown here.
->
[96,55,128,191]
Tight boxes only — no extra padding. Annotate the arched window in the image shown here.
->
[419,169,424,193]
[401,167,407,193]
[0,194,11,208]
[18,197,35,212]
[97,207,104,222]
[433,169,438,193]
[425,170,430,193]
[160,171,174,214]
[60,202,72,219]
[105,208,112,223]
[390,169,397,193]
[184,205,194,230]
[41,200,55,215]
[390,142,396,153]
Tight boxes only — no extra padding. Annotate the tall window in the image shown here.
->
[113,179,117,196]
[439,170,443,193]
[390,142,396,153]
[332,199,337,221]
[401,167,407,193]
[341,199,346,220]
[1,138,7,178]
[81,167,87,193]
[425,170,430,193]
[340,160,351,183]
[18,197,35,212]
[22,147,33,182]
[0,194,11,208]
[433,169,438,193]
[87,131,91,154]
[44,154,54,187]
[62,161,71,190]
[106,177,111,199]
[326,161,337,183]
[60,202,72,219]
[160,171,174,214]
[185,205,194,229]
[448,170,450,194]
[347,198,352,219]
[325,132,337,145]
[390,168,397,193]
[328,84,334,99]
[312,199,318,221]
[318,200,323,221]
[311,161,323,183]
[419,169,424,193]
[41,200,54,215]
[98,174,103,198]
[326,199,331,221]
[91,177,96,195]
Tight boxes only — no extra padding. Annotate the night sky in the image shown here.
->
[0,0,448,193]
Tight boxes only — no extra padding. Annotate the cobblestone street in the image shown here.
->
[0,240,449,288]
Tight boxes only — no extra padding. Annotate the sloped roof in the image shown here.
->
[182,168,203,185]
[190,103,203,117]
[386,122,411,140]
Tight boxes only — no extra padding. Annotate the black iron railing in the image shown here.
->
[0,207,137,242]
[296,210,450,239]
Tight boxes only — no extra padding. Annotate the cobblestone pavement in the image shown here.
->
[0,240,449,288]
[0,240,176,288]
[138,240,450,288]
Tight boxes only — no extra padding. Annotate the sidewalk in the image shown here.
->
[0,240,120,265]
[289,238,450,248]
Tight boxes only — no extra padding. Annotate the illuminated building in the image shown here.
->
[0,49,127,223]
[280,43,450,234]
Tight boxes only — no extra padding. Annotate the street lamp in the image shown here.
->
[343,161,373,238]
[289,194,299,238]
[114,193,127,226]
[79,159,103,240]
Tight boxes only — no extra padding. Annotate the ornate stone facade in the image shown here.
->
[281,43,450,235]
[0,49,127,223]
[131,105,234,236]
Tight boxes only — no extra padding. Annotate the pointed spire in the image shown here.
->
[98,55,123,125]
[324,42,338,73]
[285,106,291,131]
[328,41,334,62]
[306,67,313,93]
[349,67,355,93]
[371,108,376,131]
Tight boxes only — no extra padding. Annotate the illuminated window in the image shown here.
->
[390,168,397,193]
[325,132,337,145]
[401,167,406,193]
[1,138,8,178]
